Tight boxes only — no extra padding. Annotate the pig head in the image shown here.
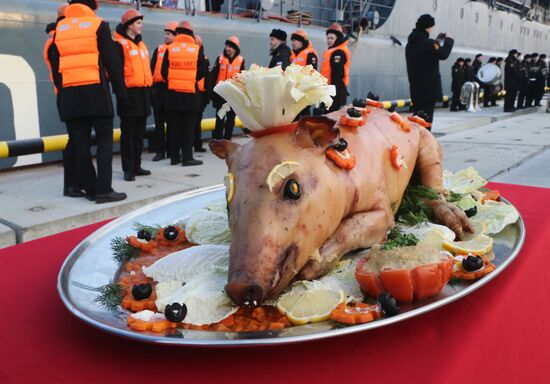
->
[210,117,350,306]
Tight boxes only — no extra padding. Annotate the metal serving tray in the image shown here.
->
[58,185,525,347]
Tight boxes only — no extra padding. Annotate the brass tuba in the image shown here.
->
[460,81,481,112]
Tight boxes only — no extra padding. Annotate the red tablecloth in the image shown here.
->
[0,182,549,384]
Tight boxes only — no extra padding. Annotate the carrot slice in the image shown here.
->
[326,147,356,170]
[330,303,382,325]
[481,190,500,203]
[338,115,365,127]
[390,145,405,170]
[452,258,496,280]
[389,112,411,132]
[407,115,432,128]
[127,315,177,332]
[366,99,384,108]
[127,236,156,252]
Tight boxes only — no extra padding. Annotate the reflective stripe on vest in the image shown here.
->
[216,54,243,84]
[167,34,199,93]
[55,4,102,88]
[43,36,58,95]
[114,33,153,88]
[153,43,168,83]
[320,41,350,86]
[291,46,318,66]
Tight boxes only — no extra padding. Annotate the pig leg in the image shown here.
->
[297,208,392,280]
[415,128,473,239]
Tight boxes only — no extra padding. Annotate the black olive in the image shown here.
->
[283,179,301,200]
[164,302,187,323]
[367,91,380,101]
[163,225,179,241]
[464,206,477,218]
[131,283,152,301]
[347,107,362,118]
[352,98,367,108]
[378,292,400,317]
[462,255,484,272]
[332,138,348,152]
[137,230,152,241]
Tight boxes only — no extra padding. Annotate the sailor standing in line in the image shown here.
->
[320,23,351,112]
[482,57,496,108]
[492,57,504,107]
[114,9,153,182]
[525,52,539,108]
[290,28,318,117]
[48,0,128,204]
[150,21,178,162]
[503,49,521,112]
[44,3,88,198]
[161,21,207,166]
[534,54,547,106]
[268,29,291,69]
[450,58,464,112]
[211,36,245,141]
[517,54,531,109]
[193,34,209,153]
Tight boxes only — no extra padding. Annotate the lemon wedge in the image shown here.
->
[276,282,345,325]
[461,221,487,241]
[266,161,299,192]
[442,234,493,255]
[419,228,449,250]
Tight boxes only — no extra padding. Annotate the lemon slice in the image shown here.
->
[276,282,345,325]
[266,161,299,192]
[442,234,493,255]
[419,228,449,250]
[224,173,235,202]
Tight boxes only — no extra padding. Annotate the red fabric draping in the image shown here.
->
[0,183,548,384]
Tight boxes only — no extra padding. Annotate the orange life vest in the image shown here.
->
[216,54,243,84]
[320,41,350,86]
[43,32,57,95]
[152,43,168,83]
[114,32,153,88]
[290,43,318,67]
[55,4,102,88]
[167,34,199,93]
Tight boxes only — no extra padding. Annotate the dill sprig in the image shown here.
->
[132,222,162,236]
[95,283,125,312]
[111,236,139,265]
[396,185,440,225]
[447,191,465,203]
[382,227,419,250]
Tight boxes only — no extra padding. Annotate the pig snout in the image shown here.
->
[225,282,264,306]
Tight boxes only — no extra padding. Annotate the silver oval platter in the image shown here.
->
[58,185,525,347]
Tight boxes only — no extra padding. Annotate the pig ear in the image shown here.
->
[209,140,241,160]
[294,116,340,149]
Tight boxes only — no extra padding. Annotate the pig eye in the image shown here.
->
[283,179,301,200]
[224,173,235,202]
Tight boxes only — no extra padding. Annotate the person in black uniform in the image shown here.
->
[150,22,177,162]
[525,53,539,108]
[491,57,504,107]
[405,14,454,126]
[534,54,547,106]
[517,54,531,109]
[450,57,465,111]
[48,0,127,204]
[193,33,209,153]
[161,21,207,166]
[114,10,152,182]
[482,57,496,108]
[472,53,483,82]
[463,58,475,82]
[503,49,521,112]
[268,29,291,69]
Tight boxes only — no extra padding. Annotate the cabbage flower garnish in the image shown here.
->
[213,64,336,132]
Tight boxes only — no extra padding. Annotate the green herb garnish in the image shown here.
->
[132,222,162,238]
[382,227,419,250]
[111,236,139,265]
[396,185,440,225]
[95,283,124,312]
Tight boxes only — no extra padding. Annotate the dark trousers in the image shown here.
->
[411,99,435,130]
[152,104,167,155]
[328,85,348,112]
[120,116,146,174]
[450,90,461,110]
[482,85,492,106]
[213,109,236,140]
[504,88,518,110]
[517,86,528,108]
[62,136,81,191]
[194,111,204,149]
[167,111,198,161]
[525,82,536,107]
[65,117,114,196]
[535,82,545,105]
